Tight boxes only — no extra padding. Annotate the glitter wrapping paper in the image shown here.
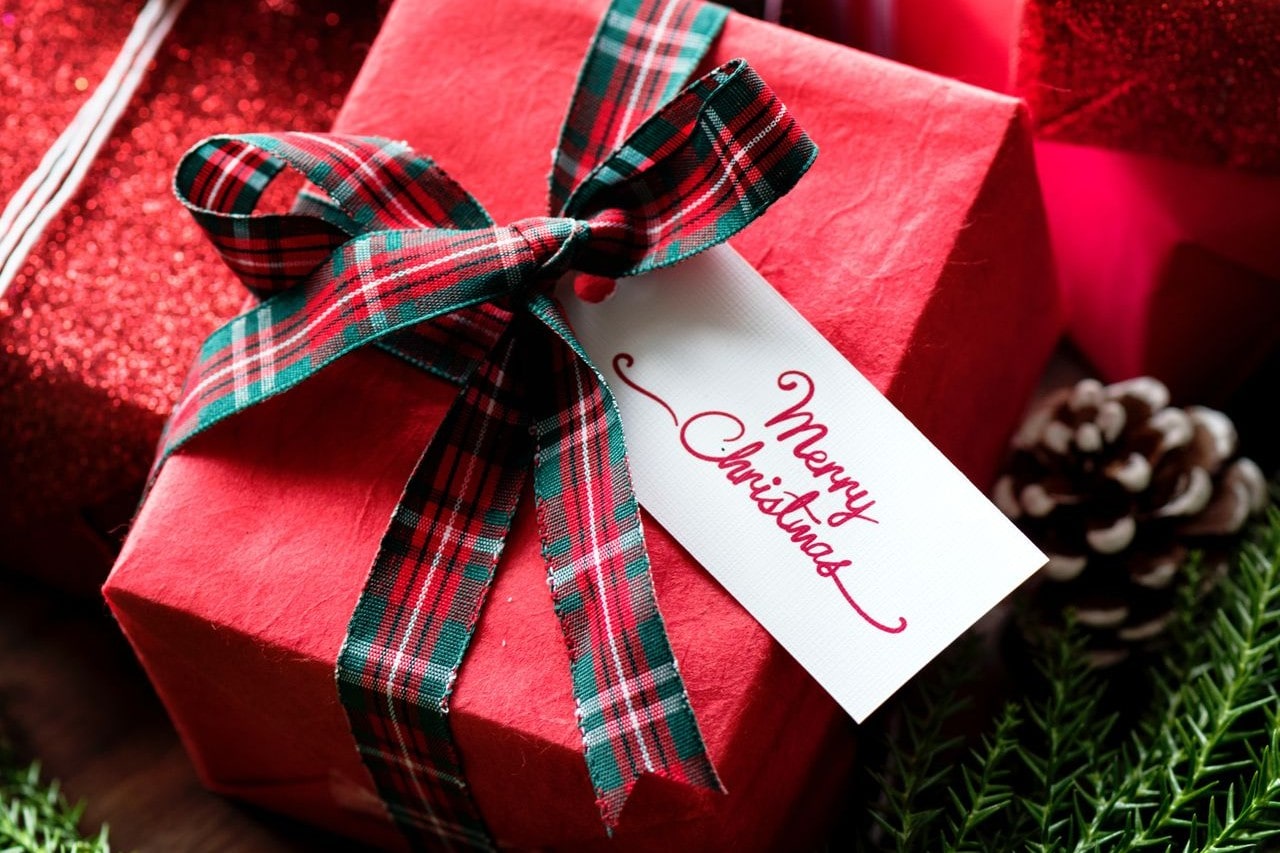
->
[104,0,1060,847]
[0,0,145,204]
[0,0,385,588]
[1016,0,1280,173]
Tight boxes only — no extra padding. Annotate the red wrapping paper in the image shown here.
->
[104,0,1060,847]
[0,0,384,590]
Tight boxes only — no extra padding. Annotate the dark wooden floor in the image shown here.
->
[0,574,354,851]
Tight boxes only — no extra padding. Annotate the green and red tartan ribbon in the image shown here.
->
[157,1,816,848]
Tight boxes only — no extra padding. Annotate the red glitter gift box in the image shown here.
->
[1014,0,1280,400]
[0,0,383,590]
[1017,0,1280,172]
[104,0,1060,848]
[804,0,1280,401]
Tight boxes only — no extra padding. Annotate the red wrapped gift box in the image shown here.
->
[0,0,383,590]
[104,0,1060,848]
[849,0,1280,400]
[728,0,1021,92]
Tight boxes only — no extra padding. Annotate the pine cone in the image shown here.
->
[994,376,1268,665]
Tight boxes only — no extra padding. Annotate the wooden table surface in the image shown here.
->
[0,573,372,852]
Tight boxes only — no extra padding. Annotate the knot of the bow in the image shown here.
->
[504,216,593,298]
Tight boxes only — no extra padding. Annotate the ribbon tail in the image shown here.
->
[526,293,723,831]
[336,322,533,852]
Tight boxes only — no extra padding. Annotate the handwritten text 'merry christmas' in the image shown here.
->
[614,356,907,635]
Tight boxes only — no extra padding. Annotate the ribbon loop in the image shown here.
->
[562,59,816,279]
[174,133,492,296]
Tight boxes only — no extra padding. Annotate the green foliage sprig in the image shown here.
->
[0,744,110,853]
[863,509,1280,852]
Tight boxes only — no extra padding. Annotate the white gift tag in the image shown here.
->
[561,244,1045,722]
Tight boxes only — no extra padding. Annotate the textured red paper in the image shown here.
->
[104,0,1060,848]
[1017,0,1280,173]
[0,0,383,589]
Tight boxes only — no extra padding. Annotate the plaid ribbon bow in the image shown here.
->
[156,0,816,848]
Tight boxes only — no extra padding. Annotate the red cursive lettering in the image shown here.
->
[615,354,906,634]
[765,370,879,526]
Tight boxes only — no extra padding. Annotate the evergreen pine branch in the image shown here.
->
[1065,555,1215,853]
[1019,622,1117,853]
[1184,712,1280,852]
[941,702,1022,853]
[866,639,979,853]
[0,742,110,853]
[856,507,1280,852]
[1098,512,1280,852]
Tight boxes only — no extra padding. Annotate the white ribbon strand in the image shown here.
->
[0,0,189,299]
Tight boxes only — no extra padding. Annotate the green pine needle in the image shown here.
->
[866,638,979,853]
[1021,623,1117,853]
[1100,511,1280,852]
[0,746,110,853]
[942,702,1021,852]
[861,506,1280,852]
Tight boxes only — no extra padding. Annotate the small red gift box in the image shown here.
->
[880,0,1019,92]
[820,0,1280,400]
[104,0,1060,847]
[0,0,383,590]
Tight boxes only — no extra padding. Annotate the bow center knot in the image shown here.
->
[507,216,593,294]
